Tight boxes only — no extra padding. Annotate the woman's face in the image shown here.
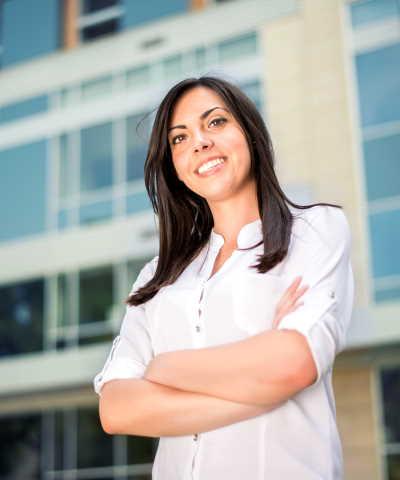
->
[168,86,254,203]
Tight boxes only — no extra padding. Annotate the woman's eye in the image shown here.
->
[209,117,227,127]
[171,134,186,145]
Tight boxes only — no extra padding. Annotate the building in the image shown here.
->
[0,0,398,479]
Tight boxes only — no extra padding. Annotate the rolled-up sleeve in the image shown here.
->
[93,256,158,396]
[277,206,354,385]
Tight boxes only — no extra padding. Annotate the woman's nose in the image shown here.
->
[193,134,213,153]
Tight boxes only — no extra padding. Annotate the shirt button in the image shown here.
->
[195,325,201,333]
[198,307,202,316]
[329,290,335,298]
[193,433,198,441]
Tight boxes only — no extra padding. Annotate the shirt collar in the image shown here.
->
[209,218,263,250]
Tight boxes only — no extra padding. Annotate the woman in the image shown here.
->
[94,76,354,479]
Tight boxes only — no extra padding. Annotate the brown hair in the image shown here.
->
[127,76,341,306]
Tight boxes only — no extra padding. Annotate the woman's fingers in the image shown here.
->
[277,277,309,309]
[272,277,309,329]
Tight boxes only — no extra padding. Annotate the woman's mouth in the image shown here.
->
[196,157,226,177]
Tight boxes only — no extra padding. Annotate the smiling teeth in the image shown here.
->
[198,158,225,174]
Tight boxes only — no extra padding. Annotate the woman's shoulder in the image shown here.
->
[290,204,351,250]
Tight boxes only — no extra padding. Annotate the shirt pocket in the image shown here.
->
[232,270,294,335]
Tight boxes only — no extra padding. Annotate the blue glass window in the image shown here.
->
[80,122,113,191]
[126,191,152,214]
[350,0,400,28]
[0,414,41,477]
[59,133,75,199]
[375,285,400,302]
[79,265,113,325]
[0,140,47,242]
[355,43,400,127]
[240,80,263,114]
[77,407,113,468]
[368,209,400,278]
[364,133,400,201]
[79,199,113,225]
[0,94,48,125]
[2,0,60,67]
[0,278,44,357]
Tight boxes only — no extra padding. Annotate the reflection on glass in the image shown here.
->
[79,265,113,324]
[0,279,44,357]
[127,113,150,181]
[81,122,113,191]
[0,414,41,478]
[77,407,113,468]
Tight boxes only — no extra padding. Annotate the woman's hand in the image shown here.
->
[272,276,309,329]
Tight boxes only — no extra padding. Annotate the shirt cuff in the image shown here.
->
[277,307,341,386]
[93,357,146,396]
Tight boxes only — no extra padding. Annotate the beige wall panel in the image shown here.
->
[333,366,381,480]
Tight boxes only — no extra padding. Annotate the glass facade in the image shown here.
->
[81,122,114,192]
[0,278,44,357]
[0,94,48,125]
[350,0,400,28]
[0,257,151,358]
[0,140,47,242]
[79,0,123,43]
[0,407,156,479]
[381,367,400,480]
[350,2,400,303]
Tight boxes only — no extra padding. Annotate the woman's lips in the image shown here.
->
[196,159,226,177]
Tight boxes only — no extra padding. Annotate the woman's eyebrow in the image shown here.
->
[168,106,230,134]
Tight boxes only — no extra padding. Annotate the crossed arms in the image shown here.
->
[99,328,317,437]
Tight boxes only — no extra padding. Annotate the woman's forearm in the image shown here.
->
[144,329,316,406]
[99,378,279,437]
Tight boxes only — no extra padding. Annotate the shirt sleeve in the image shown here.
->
[93,256,158,396]
[276,206,355,385]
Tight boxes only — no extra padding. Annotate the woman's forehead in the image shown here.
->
[170,86,229,123]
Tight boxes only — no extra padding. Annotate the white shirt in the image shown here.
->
[94,204,354,480]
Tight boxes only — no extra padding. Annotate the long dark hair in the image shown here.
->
[127,76,341,306]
